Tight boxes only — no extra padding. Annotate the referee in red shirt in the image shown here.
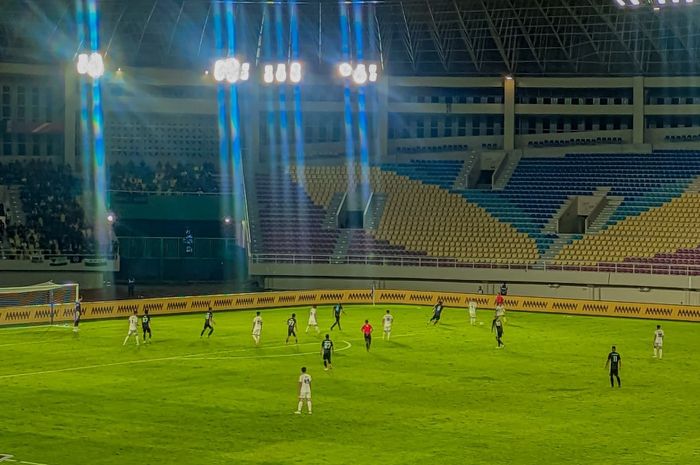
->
[361,320,373,352]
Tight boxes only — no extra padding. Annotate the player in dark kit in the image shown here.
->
[142,309,152,343]
[491,316,505,348]
[200,307,214,337]
[605,346,622,388]
[321,334,334,370]
[361,320,373,352]
[286,313,298,344]
[330,303,344,331]
[429,300,444,325]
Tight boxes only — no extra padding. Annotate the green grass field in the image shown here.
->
[0,305,698,465]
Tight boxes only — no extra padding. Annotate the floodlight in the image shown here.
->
[76,53,89,74]
[352,63,368,85]
[338,62,352,77]
[264,65,274,83]
[224,216,232,225]
[107,213,116,223]
[368,64,378,82]
[213,59,227,82]
[87,52,104,78]
[275,63,287,83]
[212,57,250,84]
[289,62,302,83]
[76,52,104,78]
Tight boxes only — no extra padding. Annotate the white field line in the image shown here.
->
[0,455,49,465]
[0,327,431,380]
[0,324,71,332]
[0,340,353,380]
[185,340,352,360]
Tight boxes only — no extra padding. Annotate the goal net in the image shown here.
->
[0,282,80,325]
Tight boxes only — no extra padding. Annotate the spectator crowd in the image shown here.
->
[109,161,218,194]
[0,160,95,260]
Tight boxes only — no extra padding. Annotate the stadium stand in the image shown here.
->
[109,161,218,193]
[0,161,97,259]
[250,171,339,257]
[287,163,539,264]
[555,192,700,268]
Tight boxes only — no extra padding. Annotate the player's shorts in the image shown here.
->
[288,328,296,337]
[496,327,503,337]
[308,318,317,326]
[610,367,619,376]
[128,329,138,336]
[252,328,261,336]
[654,340,663,348]
[142,324,151,332]
[74,319,80,327]
[383,326,392,333]
[431,314,441,321]
[299,389,311,400]
[364,334,372,342]
[203,322,212,330]
[323,351,332,362]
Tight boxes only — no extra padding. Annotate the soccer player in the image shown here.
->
[495,292,506,323]
[73,297,82,333]
[306,305,319,334]
[321,334,334,371]
[295,367,312,415]
[142,309,152,343]
[382,310,394,340]
[286,313,298,344]
[653,325,665,359]
[605,346,622,388]
[200,307,214,338]
[252,311,263,346]
[123,310,140,346]
[330,303,344,331]
[429,300,444,325]
[361,320,373,352]
[468,299,477,326]
[491,316,504,348]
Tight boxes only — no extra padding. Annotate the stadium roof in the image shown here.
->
[2,0,700,76]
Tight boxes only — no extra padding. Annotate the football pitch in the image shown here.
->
[0,304,698,465]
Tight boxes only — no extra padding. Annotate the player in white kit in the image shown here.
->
[382,310,394,340]
[252,311,263,346]
[468,299,477,325]
[306,305,319,334]
[295,366,312,415]
[123,310,140,346]
[653,324,665,359]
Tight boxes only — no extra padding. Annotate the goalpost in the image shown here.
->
[0,282,80,326]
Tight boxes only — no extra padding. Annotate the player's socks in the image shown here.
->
[653,348,658,358]
[307,401,312,414]
[658,349,662,359]
[297,401,303,412]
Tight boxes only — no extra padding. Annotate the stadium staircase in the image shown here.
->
[451,153,478,189]
[363,193,387,230]
[585,197,623,234]
[5,186,26,226]
[492,151,521,190]
[323,192,346,229]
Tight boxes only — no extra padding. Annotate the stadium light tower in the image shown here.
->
[262,62,302,85]
[76,52,104,79]
[212,57,250,84]
[337,62,379,85]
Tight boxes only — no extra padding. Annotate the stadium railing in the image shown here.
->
[250,253,700,276]
[1,288,699,327]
